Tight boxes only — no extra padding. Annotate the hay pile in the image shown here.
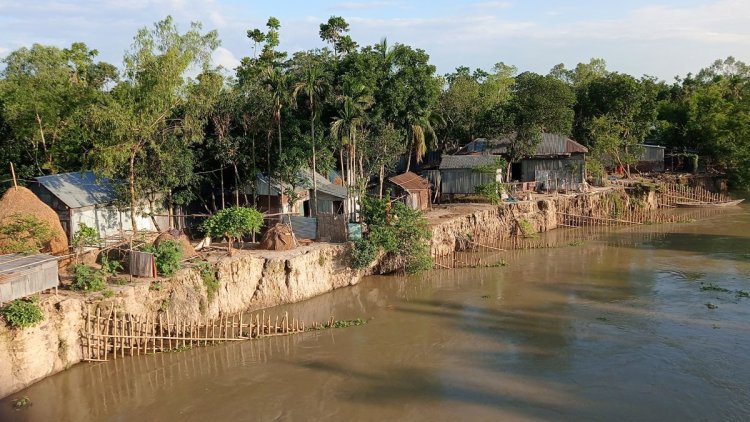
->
[259,224,296,251]
[0,186,68,255]
[154,230,196,258]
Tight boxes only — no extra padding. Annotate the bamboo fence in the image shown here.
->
[82,308,334,361]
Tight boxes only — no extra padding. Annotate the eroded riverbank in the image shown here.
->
[3,204,749,421]
[0,185,713,400]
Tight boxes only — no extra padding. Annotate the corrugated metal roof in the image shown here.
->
[460,133,588,156]
[315,183,347,199]
[35,171,116,209]
[439,155,504,170]
[389,171,430,191]
[0,253,57,274]
[253,169,347,199]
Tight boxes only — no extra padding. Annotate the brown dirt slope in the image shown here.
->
[0,186,68,254]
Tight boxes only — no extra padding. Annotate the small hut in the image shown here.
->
[387,172,432,211]
[439,155,504,196]
[0,254,59,303]
[32,171,166,242]
[636,145,666,172]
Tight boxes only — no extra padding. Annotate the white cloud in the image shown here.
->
[212,46,240,70]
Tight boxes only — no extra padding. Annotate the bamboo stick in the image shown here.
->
[159,313,164,352]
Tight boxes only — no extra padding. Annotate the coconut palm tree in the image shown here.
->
[406,110,445,171]
[262,66,287,156]
[292,62,327,215]
[330,83,372,219]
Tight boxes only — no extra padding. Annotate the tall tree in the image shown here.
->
[293,59,328,215]
[0,43,117,176]
[577,73,659,177]
[89,16,220,232]
[480,72,575,180]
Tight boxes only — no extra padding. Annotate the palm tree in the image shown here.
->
[330,84,372,219]
[262,66,287,156]
[406,110,445,171]
[293,63,327,216]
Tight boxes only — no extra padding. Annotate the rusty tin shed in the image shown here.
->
[0,254,59,303]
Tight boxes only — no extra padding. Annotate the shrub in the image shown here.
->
[517,218,538,238]
[1,297,44,329]
[143,240,183,276]
[351,238,379,269]
[358,195,433,274]
[475,182,504,205]
[100,256,122,276]
[201,207,264,255]
[71,223,99,257]
[194,260,219,302]
[71,264,107,292]
[0,214,54,254]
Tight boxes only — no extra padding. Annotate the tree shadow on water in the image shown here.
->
[298,359,585,419]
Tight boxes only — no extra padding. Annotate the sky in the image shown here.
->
[1,0,748,81]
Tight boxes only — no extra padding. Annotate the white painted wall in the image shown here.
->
[70,205,157,240]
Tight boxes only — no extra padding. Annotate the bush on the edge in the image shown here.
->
[355,194,433,274]
[143,240,183,277]
[352,238,379,269]
[1,296,44,329]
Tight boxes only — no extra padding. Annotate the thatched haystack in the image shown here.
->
[154,230,196,258]
[259,224,296,251]
[0,186,68,254]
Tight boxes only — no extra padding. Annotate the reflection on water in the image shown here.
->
[2,206,750,421]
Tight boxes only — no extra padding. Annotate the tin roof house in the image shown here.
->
[459,133,588,191]
[252,169,348,217]
[386,171,432,211]
[32,171,165,241]
[0,253,59,303]
[439,155,504,197]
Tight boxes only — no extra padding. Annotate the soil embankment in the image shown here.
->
[0,243,363,398]
[0,186,655,398]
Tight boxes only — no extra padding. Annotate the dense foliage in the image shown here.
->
[1,14,750,212]
[143,240,183,276]
[353,194,432,274]
[71,264,107,292]
[0,296,44,329]
[201,206,263,255]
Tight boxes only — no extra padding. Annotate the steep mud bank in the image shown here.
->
[428,187,656,257]
[0,243,364,398]
[0,187,657,399]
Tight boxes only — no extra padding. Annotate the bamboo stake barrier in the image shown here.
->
[82,309,337,361]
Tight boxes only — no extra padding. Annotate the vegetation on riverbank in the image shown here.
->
[353,194,432,274]
[1,14,749,213]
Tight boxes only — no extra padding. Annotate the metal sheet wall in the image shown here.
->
[0,260,58,302]
[522,158,585,184]
[440,169,501,194]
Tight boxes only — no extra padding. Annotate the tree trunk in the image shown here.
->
[129,150,138,234]
[267,133,272,212]
[379,164,384,199]
[340,148,348,218]
[220,168,225,209]
[233,163,240,207]
[310,111,318,217]
[147,197,162,232]
[405,133,412,173]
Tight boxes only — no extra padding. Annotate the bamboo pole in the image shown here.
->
[166,312,172,351]
[9,162,18,191]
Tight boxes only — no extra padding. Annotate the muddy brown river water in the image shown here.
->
[2,206,750,421]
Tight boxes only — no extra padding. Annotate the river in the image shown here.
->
[2,205,750,421]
